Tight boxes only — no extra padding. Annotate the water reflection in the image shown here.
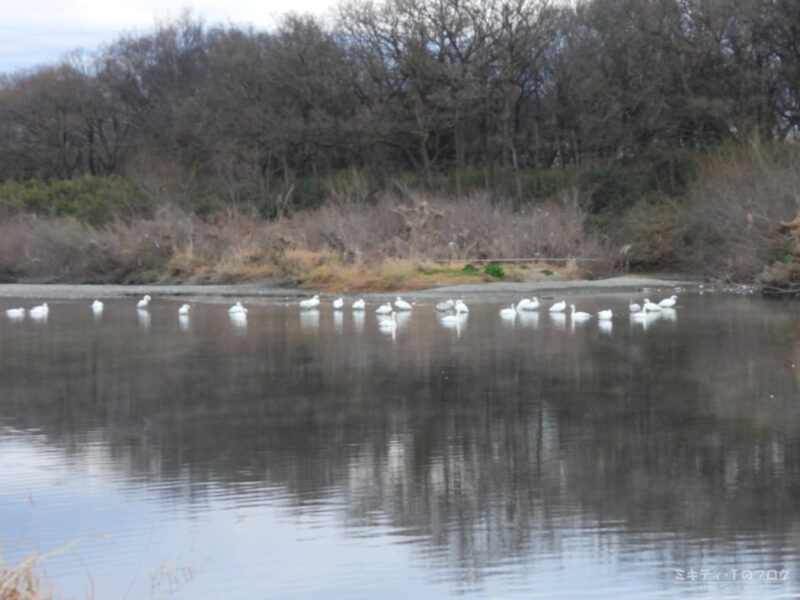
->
[0,294,799,599]
[549,311,567,329]
[229,311,247,332]
[599,319,613,335]
[179,314,190,331]
[333,310,343,334]
[300,309,320,331]
[137,308,151,329]
[352,310,365,334]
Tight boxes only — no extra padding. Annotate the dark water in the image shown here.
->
[1,292,799,599]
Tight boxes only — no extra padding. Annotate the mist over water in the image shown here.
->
[1,293,799,599]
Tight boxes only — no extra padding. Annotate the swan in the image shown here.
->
[570,304,591,321]
[332,297,344,310]
[597,309,613,320]
[29,303,49,318]
[643,298,662,312]
[549,300,566,313]
[299,294,320,309]
[5,307,25,318]
[516,298,539,311]
[500,304,517,319]
[436,299,455,311]
[394,297,413,311]
[228,301,248,314]
[352,298,366,311]
[137,295,151,309]
[375,302,393,315]
[91,300,104,312]
[454,299,469,313]
[658,295,678,308]
[629,300,642,313]
[178,304,191,315]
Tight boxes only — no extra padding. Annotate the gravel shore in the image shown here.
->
[0,275,700,302]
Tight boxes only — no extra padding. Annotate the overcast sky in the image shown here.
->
[0,0,334,73]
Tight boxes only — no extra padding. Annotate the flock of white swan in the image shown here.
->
[3,292,680,335]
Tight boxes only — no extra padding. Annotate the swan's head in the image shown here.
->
[144,295,151,301]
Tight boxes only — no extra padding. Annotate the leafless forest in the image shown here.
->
[0,0,799,287]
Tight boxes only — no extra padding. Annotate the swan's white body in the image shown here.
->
[332,297,344,310]
[516,297,540,311]
[597,309,613,320]
[352,298,366,310]
[5,307,24,318]
[178,304,191,315]
[29,303,49,318]
[643,298,662,312]
[549,300,566,313]
[394,297,413,311]
[629,300,642,313]
[91,300,104,312]
[658,295,678,308]
[436,299,455,311]
[299,294,320,309]
[500,304,517,319]
[570,305,591,321]
[229,302,248,314]
[137,295,151,309]
[375,302,393,315]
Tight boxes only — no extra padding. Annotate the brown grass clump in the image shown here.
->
[1,552,53,600]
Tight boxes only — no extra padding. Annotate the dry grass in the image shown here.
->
[0,191,607,290]
[1,550,57,600]
[682,144,800,282]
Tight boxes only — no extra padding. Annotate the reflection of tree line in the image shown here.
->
[0,298,799,577]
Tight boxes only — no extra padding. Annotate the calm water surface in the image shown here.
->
[1,292,799,599]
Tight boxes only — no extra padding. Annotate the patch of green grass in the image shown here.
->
[483,263,505,279]
[540,268,554,276]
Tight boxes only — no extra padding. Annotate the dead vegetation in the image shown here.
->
[0,192,608,290]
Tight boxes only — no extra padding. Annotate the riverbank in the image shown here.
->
[0,275,703,302]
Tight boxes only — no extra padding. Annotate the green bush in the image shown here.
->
[483,263,505,278]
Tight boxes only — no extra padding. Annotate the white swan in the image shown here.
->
[643,298,662,312]
[516,298,539,311]
[454,299,469,313]
[549,300,566,313]
[500,304,517,319]
[597,309,613,320]
[178,304,191,315]
[394,297,413,311]
[375,302,393,315]
[332,297,344,310]
[436,299,455,311]
[299,294,320,309]
[352,298,366,311]
[228,301,248,315]
[91,300,104,312]
[137,295,151,309]
[29,303,49,318]
[629,300,642,313]
[570,304,591,321]
[5,307,25,318]
[658,295,678,308]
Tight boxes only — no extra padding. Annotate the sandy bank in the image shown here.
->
[0,275,700,302]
